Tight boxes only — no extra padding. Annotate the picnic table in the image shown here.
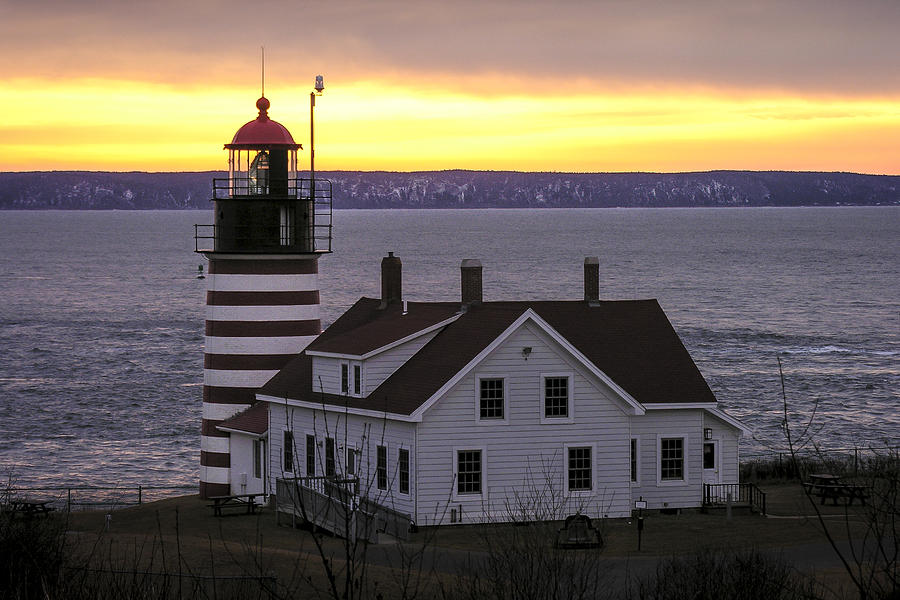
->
[4,498,55,518]
[207,493,264,517]
[804,474,870,506]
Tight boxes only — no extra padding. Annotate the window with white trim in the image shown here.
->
[456,450,482,495]
[325,437,335,477]
[305,434,315,476]
[340,363,349,394]
[479,378,504,419]
[398,448,410,494]
[630,438,639,483]
[660,437,684,481]
[568,446,592,491]
[542,375,571,419]
[283,431,294,472]
[353,364,362,395]
[376,445,387,490]
[346,448,356,476]
[253,439,262,479]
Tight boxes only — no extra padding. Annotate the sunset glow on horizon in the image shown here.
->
[1,1,898,174]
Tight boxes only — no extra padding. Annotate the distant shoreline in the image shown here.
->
[1,169,897,210]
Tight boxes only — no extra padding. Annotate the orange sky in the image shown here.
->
[1,1,898,174]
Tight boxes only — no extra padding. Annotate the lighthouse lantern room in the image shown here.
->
[195,91,332,498]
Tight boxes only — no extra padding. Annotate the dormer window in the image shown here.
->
[339,361,363,397]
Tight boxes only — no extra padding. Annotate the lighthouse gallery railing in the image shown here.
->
[195,177,333,253]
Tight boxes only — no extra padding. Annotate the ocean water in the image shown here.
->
[0,207,897,490]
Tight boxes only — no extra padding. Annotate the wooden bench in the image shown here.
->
[207,494,264,517]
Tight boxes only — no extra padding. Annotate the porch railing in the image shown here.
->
[703,482,767,515]
[275,476,411,542]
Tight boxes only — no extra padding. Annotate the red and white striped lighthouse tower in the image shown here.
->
[195,91,332,498]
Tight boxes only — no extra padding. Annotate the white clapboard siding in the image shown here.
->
[415,322,633,524]
[363,330,441,395]
[229,434,266,496]
[631,409,704,509]
[268,401,417,516]
[311,356,341,395]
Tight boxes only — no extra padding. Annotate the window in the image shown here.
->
[543,376,570,419]
[479,378,504,419]
[279,205,294,246]
[253,439,262,479]
[353,364,362,395]
[283,431,294,472]
[660,438,685,481]
[346,448,356,476]
[568,446,592,491]
[376,445,387,490]
[630,438,638,483]
[703,442,715,470]
[457,450,482,495]
[399,448,410,494]
[306,435,316,476]
[340,363,349,394]
[325,437,335,477]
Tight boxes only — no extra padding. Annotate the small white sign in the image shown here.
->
[634,500,647,509]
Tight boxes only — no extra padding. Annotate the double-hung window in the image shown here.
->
[353,364,362,395]
[567,446,592,491]
[456,450,482,495]
[479,378,504,420]
[541,374,572,422]
[660,437,685,481]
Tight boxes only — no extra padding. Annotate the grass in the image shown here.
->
[56,481,874,599]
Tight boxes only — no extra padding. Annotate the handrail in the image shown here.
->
[212,177,333,200]
[703,482,766,515]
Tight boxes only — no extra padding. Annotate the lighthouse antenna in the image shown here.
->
[261,46,265,97]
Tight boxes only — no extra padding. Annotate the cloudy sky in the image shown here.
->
[2,0,898,173]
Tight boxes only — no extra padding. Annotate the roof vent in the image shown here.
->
[584,257,599,303]
[461,259,483,307]
[380,252,402,309]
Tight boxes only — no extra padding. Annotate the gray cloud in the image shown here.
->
[3,0,899,95]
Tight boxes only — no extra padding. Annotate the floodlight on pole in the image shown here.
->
[310,75,324,205]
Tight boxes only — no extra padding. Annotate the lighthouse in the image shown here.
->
[195,90,332,498]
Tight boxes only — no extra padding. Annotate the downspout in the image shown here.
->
[414,423,419,524]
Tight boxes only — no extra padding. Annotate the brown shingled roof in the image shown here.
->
[259,298,717,416]
[306,299,461,356]
[217,401,268,435]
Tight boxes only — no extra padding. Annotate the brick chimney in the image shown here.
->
[460,259,483,307]
[584,257,599,303]
[380,252,402,309]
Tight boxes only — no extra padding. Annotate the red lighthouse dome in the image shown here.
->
[226,97,301,149]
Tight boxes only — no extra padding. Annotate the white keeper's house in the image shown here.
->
[221,255,749,524]
[195,88,749,524]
